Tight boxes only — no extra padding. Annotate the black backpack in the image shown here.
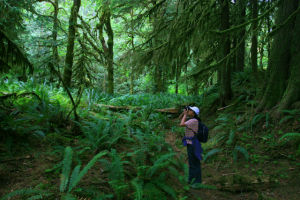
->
[196,120,209,143]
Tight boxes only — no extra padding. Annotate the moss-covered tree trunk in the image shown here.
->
[98,4,114,94]
[154,65,163,93]
[130,9,135,94]
[235,0,246,72]
[251,0,258,73]
[258,0,298,110]
[278,4,300,110]
[219,0,232,106]
[50,0,59,82]
[63,0,81,87]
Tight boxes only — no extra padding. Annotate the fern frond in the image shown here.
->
[233,146,249,162]
[226,130,235,145]
[60,146,73,192]
[68,151,108,192]
[251,113,264,127]
[68,165,81,192]
[192,184,217,190]
[153,180,177,199]
[279,133,300,141]
[204,148,222,162]
[279,116,294,124]
[61,193,77,200]
[1,189,50,200]
[146,153,175,177]
[131,178,144,200]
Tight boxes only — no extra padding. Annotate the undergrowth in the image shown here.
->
[1,72,299,199]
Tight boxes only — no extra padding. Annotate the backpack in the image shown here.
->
[196,120,209,143]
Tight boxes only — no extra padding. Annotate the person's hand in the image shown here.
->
[183,109,188,116]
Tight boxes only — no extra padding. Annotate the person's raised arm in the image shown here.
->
[179,109,188,127]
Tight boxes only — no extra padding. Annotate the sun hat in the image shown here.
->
[188,106,200,116]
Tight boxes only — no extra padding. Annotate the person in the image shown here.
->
[180,106,203,186]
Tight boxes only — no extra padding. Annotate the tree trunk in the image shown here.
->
[130,9,135,94]
[154,65,163,93]
[175,61,181,94]
[278,4,300,110]
[235,0,246,72]
[50,0,59,82]
[258,0,298,110]
[63,0,81,87]
[251,0,258,73]
[98,4,114,94]
[219,0,232,106]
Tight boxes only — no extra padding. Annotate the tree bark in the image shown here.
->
[219,0,232,106]
[235,0,246,72]
[258,0,298,110]
[63,0,81,87]
[130,9,135,94]
[50,0,59,82]
[278,4,300,110]
[98,4,114,94]
[251,0,258,73]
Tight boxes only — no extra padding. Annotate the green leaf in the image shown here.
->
[279,133,300,141]
[60,146,73,192]
[131,178,143,200]
[204,148,222,162]
[279,116,294,124]
[226,130,235,145]
[233,146,249,162]
[68,151,107,192]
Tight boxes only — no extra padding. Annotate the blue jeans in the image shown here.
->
[187,144,202,184]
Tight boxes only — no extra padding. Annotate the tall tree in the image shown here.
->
[235,0,246,72]
[63,0,81,87]
[251,0,258,73]
[98,1,114,94]
[258,0,299,110]
[219,0,232,106]
[278,3,300,110]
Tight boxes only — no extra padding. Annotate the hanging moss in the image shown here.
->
[0,29,33,75]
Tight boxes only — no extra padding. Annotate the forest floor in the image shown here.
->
[0,118,299,200]
[164,118,300,200]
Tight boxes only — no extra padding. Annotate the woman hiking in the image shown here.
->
[180,106,203,187]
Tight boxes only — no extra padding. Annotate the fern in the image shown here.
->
[251,113,264,129]
[233,146,249,162]
[68,165,81,192]
[131,178,143,200]
[60,146,73,192]
[146,153,175,177]
[68,151,108,192]
[279,116,294,124]
[204,148,222,162]
[143,183,166,200]
[279,133,300,141]
[152,178,177,199]
[1,189,51,200]
[226,130,235,145]
[61,193,77,200]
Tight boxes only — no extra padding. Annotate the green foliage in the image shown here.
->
[203,148,222,162]
[59,146,108,198]
[279,133,300,142]
[279,109,300,124]
[0,188,51,200]
[60,146,73,192]
[232,146,249,162]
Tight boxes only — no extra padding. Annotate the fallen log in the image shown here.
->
[95,104,180,114]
